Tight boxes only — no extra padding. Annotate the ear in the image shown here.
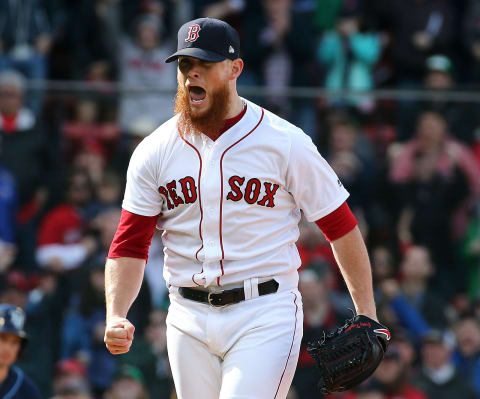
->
[230,58,244,80]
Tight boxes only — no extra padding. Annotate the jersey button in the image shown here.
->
[209,240,215,247]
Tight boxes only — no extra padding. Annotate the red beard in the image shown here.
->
[174,82,230,138]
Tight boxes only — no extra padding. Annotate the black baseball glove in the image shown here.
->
[307,314,391,394]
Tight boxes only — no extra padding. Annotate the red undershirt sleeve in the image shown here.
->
[315,201,358,242]
[108,209,159,261]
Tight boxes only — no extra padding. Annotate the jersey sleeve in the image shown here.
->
[286,130,349,222]
[122,139,163,216]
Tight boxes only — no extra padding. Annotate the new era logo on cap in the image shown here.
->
[166,18,240,63]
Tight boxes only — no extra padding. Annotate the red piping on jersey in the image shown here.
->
[275,292,299,398]
[217,108,265,285]
[181,136,204,286]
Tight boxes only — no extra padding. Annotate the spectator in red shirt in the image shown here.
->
[36,170,97,272]
[62,99,120,165]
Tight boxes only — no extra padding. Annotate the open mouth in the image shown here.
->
[188,86,207,104]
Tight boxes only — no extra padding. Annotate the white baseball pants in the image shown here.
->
[166,281,303,399]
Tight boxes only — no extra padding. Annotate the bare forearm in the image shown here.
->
[105,257,146,322]
[330,226,377,320]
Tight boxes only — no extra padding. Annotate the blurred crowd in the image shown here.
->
[0,0,480,398]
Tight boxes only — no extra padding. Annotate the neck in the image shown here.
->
[224,92,244,120]
[0,365,9,382]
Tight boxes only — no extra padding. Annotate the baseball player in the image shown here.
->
[0,304,41,398]
[104,18,379,399]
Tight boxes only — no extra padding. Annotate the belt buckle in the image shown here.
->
[207,290,224,307]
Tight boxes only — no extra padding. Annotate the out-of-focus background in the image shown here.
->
[0,0,480,398]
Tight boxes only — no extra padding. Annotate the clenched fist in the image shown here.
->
[104,316,135,355]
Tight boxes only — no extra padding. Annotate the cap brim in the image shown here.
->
[165,48,226,63]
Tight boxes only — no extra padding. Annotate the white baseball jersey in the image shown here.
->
[122,99,349,288]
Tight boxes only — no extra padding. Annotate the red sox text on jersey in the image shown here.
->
[158,177,280,209]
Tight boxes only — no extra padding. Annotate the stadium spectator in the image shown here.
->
[317,3,381,112]
[88,171,123,218]
[0,304,41,398]
[452,316,480,397]
[381,246,448,331]
[392,330,419,375]
[52,358,92,399]
[118,14,176,132]
[62,98,120,165]
[420,55,475,144]
[35,169,97,272]
[72,146,107,189]
[242,0,315,131]
[103,365,149,399]
[414,329,477,399]
[389,111,480,295]
[326,115,377,213]
[370,246,395,287]
[0,0,51,114]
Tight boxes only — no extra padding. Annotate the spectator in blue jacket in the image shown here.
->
[0,162,17,273]
[452,316,480,397]
[317,6,381,112]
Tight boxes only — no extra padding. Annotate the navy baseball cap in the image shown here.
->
[165,18,240,63]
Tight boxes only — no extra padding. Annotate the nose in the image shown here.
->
[187,66,201,80]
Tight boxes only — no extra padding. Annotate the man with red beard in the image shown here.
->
[104,18,387,399]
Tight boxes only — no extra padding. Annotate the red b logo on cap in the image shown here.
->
[185,24,201,42]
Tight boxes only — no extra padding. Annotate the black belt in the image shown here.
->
[178,279,279,307]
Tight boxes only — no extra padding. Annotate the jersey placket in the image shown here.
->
[198,137,223,286]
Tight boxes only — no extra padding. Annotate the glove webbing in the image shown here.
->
[319,333,374,392]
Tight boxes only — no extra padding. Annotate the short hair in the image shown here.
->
[0,70,26,92]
